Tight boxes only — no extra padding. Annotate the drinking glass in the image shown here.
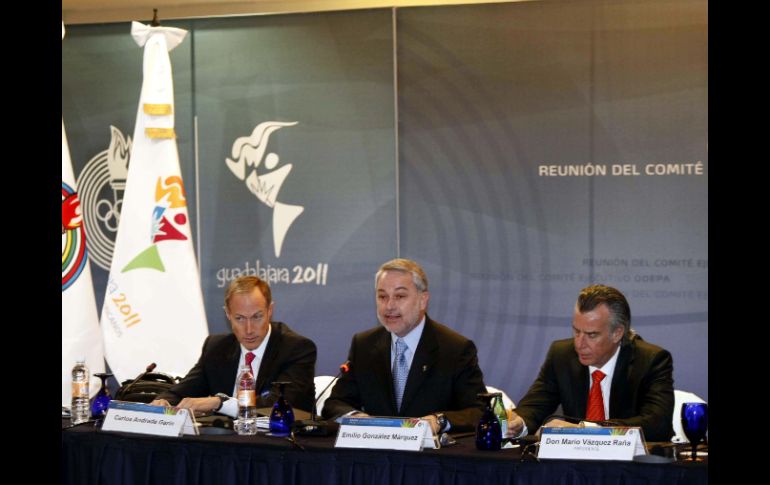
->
[90,373,113,418]
[680,402,708,461]
[269,381,295,437]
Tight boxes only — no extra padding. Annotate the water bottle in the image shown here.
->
[493,394,509,438]
[71,358,90,424]
[235,364,257,435]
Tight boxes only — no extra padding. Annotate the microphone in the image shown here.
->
[293,360,350,436]
[116,362,157,402]
[310,361,349,420]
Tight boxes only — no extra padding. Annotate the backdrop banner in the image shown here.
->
[63,0,707,402]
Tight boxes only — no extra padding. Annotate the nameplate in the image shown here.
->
[538,427,647,461]
[101,400,198,437]
[335,417,431,451]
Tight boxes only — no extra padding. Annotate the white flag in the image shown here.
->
[100,22,208,382]
[62,21,105,406]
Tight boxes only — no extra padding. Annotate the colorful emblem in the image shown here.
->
[121,176,189,273]
[62,182,88,290]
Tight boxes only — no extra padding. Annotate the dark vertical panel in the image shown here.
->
[398,0,595,401]
[397,0,707,402]
[193,10,396,376]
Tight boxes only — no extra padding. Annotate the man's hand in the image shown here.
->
[542,418,579,429]
[508,411,525,437]
[422,414,440,435]
[175,396,221,413]
[150,398,171,407]
[534,417,580,439]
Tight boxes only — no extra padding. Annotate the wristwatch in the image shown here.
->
[433,413,448,433]
[214,393,230,412]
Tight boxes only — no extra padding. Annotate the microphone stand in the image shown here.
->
[117,362,157,401]
[293,361,350,436]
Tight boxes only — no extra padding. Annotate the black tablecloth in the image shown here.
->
[61,419,707,484]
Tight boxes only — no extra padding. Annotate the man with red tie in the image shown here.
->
[151,276,317,415]
[508,285,674,442]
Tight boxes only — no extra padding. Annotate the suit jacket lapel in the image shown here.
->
[400,318,438,414]
[255,322,280,397]
[212,335,241,394]
[371,329,396,415]
[609,342,633,418]
[571,354,590,419]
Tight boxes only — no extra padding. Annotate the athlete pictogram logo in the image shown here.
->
[226,121,304,257]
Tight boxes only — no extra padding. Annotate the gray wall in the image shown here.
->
[62,0,708,403]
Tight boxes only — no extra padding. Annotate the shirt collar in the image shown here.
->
[391,316,426,352]
[589,342,621,380]
[240,322,272,360]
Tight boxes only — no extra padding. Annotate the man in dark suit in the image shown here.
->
[151,275,317,414]
[509,284,674,442]
[322,258,487,434]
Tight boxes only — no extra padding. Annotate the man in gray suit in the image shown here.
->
[509,284,674,442]
[152,275,317,415]
[322,258,487,434]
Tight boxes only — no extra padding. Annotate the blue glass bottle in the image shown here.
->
[90,373,113,419]
[476,392,503,450]
[269,381,295,437]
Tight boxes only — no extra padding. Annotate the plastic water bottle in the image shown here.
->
[235,364,257,435]
[493,393,508,438]
[71,358,90,424]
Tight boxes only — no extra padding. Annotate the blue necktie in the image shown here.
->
[393,338,409,412]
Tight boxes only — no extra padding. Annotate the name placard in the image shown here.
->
[101,400,198,437]
[537,427,647,461]
[335,417,431,451]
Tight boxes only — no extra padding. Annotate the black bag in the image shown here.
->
[115,372,181,403]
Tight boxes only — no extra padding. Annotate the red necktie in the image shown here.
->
[585,370,606,421]
[245,351,256,377]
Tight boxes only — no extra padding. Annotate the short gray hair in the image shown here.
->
[375,258,429,292]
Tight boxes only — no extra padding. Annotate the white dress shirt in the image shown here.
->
[587,343,621,421]
[390,318,426,370]
[219,324,272,418]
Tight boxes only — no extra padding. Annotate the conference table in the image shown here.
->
[61,419,707,484]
